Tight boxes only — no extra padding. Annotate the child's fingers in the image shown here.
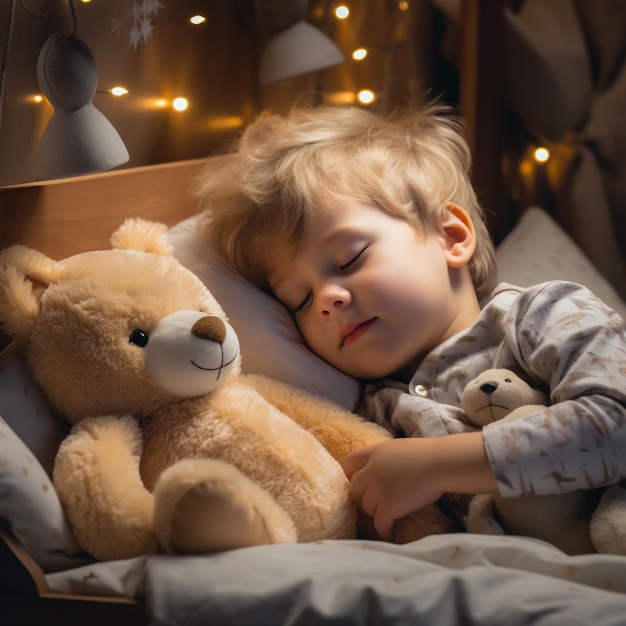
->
[373,511,395,541]
[342,446,371,479]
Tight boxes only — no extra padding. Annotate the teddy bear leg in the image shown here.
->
[153,458,297,554]
[590,483,626,555]
[464,494,506,536]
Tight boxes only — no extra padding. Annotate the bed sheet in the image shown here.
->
[44,533,626,625]
[144,534,626,625]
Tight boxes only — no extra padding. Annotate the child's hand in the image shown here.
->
[343,432,497,540]
[343,438,445,539]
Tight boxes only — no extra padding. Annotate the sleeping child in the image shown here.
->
[198,103,626,550]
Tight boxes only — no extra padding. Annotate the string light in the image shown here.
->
[33,94,44,103]
[172,97,188,111]
[189,15,206,25]
[110,86,128,96]
[533,147,550,163]
[335,5,350,19]
[357,89,375,105]
[352,48,367,61]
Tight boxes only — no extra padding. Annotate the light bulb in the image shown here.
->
[335,5,350,19]
[172,97,188,111]
[110,86,128,96]
[533,147,550,163]
[357,89,375,104]
[190,15,206,25]
[352,48,367,61]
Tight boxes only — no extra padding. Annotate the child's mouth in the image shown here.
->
[340,318,377,347]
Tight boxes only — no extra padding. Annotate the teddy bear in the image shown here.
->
[462,368,626,555]
[0,218,453,561]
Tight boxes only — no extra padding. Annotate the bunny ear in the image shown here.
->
[111,218,173,257]
[0,246,60,340]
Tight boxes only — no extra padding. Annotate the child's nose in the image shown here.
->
[318,284,350,316]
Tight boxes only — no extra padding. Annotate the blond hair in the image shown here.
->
[198,103,497,302]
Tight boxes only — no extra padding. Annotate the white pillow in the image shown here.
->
[168,216,362,411]
[0,347,69,475]
[0,349,91,572]
[495,207,626,319]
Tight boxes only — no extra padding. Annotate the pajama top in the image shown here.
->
[359,281,626,498]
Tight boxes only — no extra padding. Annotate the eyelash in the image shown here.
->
[340,247,366,271]
[292,247,367,314]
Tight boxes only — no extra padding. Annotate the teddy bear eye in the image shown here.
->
[129,329,149,347]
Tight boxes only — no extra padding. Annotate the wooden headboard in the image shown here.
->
[0,158,209,260]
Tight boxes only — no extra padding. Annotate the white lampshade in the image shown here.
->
[259,20,344,85]
[35,34,129,180]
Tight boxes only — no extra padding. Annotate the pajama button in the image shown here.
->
[414,384,428,396]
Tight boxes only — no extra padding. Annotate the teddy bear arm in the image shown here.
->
[53,416,158,561]
[242,375,454,541]
[243,373,391,464]
[485,404,547,427]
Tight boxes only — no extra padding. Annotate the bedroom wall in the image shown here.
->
[0,0,257,186]
[0,0,452,187]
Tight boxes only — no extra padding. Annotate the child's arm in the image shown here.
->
[343,432,497,539]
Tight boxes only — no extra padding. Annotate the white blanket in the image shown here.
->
[142,534,626,625]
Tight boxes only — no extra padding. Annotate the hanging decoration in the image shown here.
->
[111,0,164,50]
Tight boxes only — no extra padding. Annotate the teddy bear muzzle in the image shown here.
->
[143,310,239,398]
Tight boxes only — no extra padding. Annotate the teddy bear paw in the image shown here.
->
[154,458,298,553]
[590,483,626,555]
[464,494,505,536]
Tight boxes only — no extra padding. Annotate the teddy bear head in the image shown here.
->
[0,219,240,424]
[461,368,549,427]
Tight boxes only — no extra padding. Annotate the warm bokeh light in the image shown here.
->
[519,159,534,177]
[154,98,169,108]
[189,15,207,25]
[533,147,550,163]
[335,5,350,19]
[357,89,375,105]
[352,48,367,61]
[326,91,356,105]
[206,116,245,130]
[399,0,409,10]
[172,97,189,111]
[33,94,44,103]
[110,86,129,96]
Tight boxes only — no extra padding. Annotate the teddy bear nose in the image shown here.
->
[192,316,227,344]
[480,382,498,395]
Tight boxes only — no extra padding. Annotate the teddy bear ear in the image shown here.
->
[0,245,60,340]
[110,218,174,257]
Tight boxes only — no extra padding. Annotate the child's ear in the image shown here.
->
[440,204,476,268]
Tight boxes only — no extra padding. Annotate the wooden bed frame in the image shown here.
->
[0,2,504,622]
[0,158,209,259]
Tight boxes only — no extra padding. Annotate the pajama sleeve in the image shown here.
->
[482,282,626,498]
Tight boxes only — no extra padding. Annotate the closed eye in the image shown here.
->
[293,291,312,314]
[340,247,367,271]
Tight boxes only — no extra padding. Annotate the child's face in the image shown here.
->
[268,199,479,380]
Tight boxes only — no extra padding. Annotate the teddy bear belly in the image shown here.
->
[139,384,356,542]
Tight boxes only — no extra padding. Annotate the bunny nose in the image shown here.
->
[480,382,498,395]
[192,316,227,344]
